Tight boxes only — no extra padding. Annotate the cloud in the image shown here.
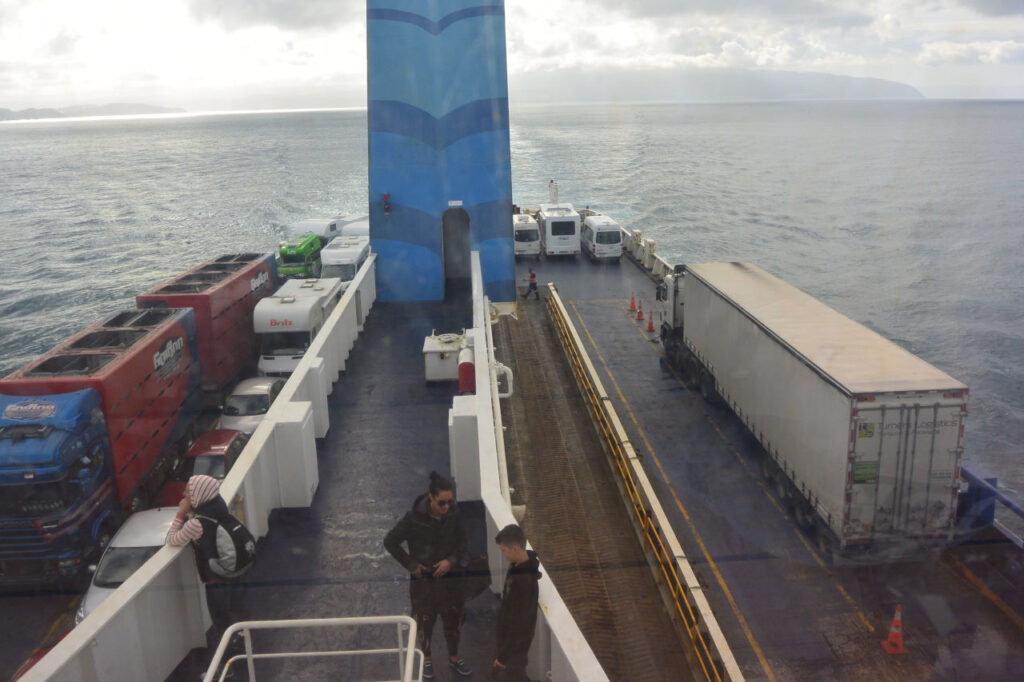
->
[591,0,872,27]
[188,0,362,31]
[957,0,1024,16]
[917,40,1024,65]
[47,29,78,56]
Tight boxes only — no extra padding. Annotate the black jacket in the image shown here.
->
[384,493,467,575]
[496,550,542,663]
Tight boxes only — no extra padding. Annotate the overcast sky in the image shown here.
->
[0,0,1021,111]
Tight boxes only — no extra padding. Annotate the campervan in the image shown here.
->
[254,277,343,376]
[320,236,371,289]
[536,203,580,257]
[513,214,540,260]
[581,214,623,262]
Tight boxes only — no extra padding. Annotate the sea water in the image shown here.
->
[1,101,1021,508]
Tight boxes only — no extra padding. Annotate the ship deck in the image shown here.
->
[522,254,1024,681]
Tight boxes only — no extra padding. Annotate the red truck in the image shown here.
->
[0,308,203,584]
[136,253,278,407]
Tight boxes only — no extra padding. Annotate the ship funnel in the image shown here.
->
[548,180,559,204]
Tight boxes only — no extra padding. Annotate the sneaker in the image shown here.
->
[423,659,434,679]
[449,658,473,676]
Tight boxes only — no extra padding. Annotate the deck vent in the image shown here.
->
[69,330,147,350]
[27,353,116,376]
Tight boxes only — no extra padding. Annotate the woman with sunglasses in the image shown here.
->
[384,471,471,678]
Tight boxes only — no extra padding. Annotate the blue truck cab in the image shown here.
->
[0,390,117,584]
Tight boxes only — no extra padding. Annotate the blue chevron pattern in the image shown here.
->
[368,0,514,302]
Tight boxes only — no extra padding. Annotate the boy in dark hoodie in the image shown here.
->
[493,524,541,682]
[384,471,471,679]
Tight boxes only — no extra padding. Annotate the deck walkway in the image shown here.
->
[518,255,1024,681]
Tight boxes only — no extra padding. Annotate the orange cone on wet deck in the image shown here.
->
[629,292,636,311]
[881,604,907,655]
[637,300,644,321]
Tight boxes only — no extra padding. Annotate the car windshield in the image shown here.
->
[515,229,539,242]
[322,263,356,280]
[261,331,311,355]
[172,455,225,481]
[596,230,621,244]
[93,546,162,588]
[224,394,270,416]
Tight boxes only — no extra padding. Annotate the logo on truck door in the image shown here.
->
[857,423,875,439]
[153,336,185,378]
[3,399,57,421]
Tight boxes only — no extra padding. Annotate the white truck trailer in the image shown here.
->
[254,277,343,376]
[659,262,968,560]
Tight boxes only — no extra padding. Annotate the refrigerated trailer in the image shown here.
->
[659,262,968,559]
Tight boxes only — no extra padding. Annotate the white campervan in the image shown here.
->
[581,214,623,262]
[254,277,343,376]
[512,214,540,260]
[287,215,368,242]
[536,203,580,257]
[320,235,371,290]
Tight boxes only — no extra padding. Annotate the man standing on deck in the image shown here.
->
[492,524,541,682]
[522,268,539,300]
[385,471,472,679]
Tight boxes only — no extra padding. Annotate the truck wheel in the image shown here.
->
[793,500,814,531]
[699,369,719,404]
[685,357,700,387]
[760,455,774,481]
[773,474,791,505]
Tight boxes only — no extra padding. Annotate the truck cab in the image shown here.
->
[513,214,541,260]
[0,390,117,584]
[277,233,324,280]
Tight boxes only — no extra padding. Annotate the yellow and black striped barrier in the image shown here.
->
[545,284,744,682]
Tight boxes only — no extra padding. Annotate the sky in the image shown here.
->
[0,0,1021,111]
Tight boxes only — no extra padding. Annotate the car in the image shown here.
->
[158,430,250,506]
[75,508,179,625]
[219,377,285,434]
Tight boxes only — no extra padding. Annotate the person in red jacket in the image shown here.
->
[493,524,541,682]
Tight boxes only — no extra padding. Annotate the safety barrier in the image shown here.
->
[545,284,744,682]
[621,226,674,281]
[203,616,421,682]
[22,258,378,682]
[448,254,609,682]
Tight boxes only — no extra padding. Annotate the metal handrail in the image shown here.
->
[203,615,421,682]
[545,284,743,682]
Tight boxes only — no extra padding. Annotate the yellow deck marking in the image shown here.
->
[950,558,1024,633]
[610,303,884,630]
[571,301,777,682]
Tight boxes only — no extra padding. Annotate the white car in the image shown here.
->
[75,508,178,625]
[219,377,285,434]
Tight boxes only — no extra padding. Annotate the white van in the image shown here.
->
[581,214,623,262]
[320,235,371,289]
[254,277,343,376]
[338,215,369,237]
[287,215,368,241]
[536,203,580,257]
[512,214,540,260]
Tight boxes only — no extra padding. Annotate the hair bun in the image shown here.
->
[429,471,440,481]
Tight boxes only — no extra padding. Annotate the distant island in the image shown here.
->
[510,67,924,103]
[0,103,185,122]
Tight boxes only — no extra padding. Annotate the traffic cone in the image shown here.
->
[647,311,655,333]
[637,300,644,321]
[629,292,636,312]
[881,605,907,655]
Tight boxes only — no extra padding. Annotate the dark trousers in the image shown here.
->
[523,283,539,300]
[410,575,464,658]
[492,654,529,682]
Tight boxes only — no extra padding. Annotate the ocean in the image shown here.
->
[1,101,1021,511]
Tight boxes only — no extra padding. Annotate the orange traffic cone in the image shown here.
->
[637,300,644,321]
[881,605,907,655]
[647,311,655,333]
[629,292,636,312]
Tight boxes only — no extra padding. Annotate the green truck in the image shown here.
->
[277,233,325,279]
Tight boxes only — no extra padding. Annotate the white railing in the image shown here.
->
[203,616,421,682]
[22,257,378,682]
[621,226,674,281]
[448,254,609,682]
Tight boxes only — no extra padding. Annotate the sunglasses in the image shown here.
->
[435,498,453,508]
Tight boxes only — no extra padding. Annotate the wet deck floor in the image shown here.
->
[516,254,1024,681]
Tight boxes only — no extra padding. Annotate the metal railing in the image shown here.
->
[203,615,422,682]
[545,284,743,682]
